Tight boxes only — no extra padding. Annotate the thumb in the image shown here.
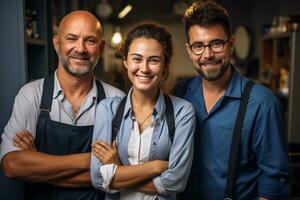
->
[112,140,118,150]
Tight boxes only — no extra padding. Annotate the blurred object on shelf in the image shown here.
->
[279,67,289,96]
[25,9,39,39]
[260,63,272,85]
[263,15,300,35]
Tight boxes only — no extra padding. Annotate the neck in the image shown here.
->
[202,65,232,94]
[131,87,159,110]
[57,65,93,99]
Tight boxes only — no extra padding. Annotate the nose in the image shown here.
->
[202,46,214,59]
[74,39,87,53]
[140,61,150,73]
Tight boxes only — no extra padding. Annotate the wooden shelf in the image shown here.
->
[260,31,300,143]
[26,38,46,46]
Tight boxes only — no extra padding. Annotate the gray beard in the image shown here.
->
[59,55,98,77]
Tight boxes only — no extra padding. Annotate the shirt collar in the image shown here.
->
[53,70,63,100]
[224,67,243,99]
[123,88,166,121]
[52,70,98,102]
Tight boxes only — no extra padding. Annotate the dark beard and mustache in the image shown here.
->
[196,57,230,81]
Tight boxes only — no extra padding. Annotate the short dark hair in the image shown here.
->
[183,1,232,42]
[117,22,173,79]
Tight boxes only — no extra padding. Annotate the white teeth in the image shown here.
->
[137,75,151,81]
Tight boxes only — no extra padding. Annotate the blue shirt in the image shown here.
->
[173,68,290,199]
[90,89,195,200]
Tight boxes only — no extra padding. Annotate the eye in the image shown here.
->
[132,57,142,63]
[86,38,97,45]
[210,41,224,48]
[148,58,160,65]
[191,43,204,50]
[66,37,76,41]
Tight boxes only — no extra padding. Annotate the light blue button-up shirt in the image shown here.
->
[91,89,195,200]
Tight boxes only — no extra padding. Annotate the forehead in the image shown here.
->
[188,24,227,43]
[129,37,163,55]
[60,17,101,37]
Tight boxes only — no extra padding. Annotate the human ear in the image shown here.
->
[185,43,193,59]
[53,35,59,53]
[99,40,106,53]
[229,37,235,55]
[123,58,128,69]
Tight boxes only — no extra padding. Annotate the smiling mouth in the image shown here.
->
[71,57,89,60]
[136,75,153,81]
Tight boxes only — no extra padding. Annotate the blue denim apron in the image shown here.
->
[24,74,106,200]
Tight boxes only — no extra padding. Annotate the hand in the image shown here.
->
[13,130,37,151]
[92,140,121,166]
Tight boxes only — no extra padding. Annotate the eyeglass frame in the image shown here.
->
[188,39,230,55]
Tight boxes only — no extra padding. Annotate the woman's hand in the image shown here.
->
[92,140,121,166]
[13,130,37,151]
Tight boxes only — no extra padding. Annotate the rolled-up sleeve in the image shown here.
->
[153,103,195,195]
[253,98,291,199]
[90,99,119,192]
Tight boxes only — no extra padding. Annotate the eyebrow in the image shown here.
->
[191,38,226,44]
[64,33,98,40]
[129,53,161,59]
[129,53,142,57]
[64,33,78,38]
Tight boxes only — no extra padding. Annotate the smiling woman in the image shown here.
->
[90,22,196,200]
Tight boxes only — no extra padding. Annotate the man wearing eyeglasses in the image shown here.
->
[173,1,290,199]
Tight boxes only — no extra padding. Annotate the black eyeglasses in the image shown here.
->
[189,39,229,55]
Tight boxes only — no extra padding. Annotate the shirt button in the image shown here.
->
[153,142,157,145]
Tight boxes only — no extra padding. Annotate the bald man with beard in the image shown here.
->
[0,11,124,200]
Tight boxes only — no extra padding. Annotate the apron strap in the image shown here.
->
[40,75,106,113]
[95,80,106,103]
[40,73,55,113]
[224,81,255,200]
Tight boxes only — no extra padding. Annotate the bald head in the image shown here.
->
[53,10,105,78]
[58,10,103,38]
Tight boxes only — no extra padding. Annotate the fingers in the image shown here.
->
[92,140,120,165]
[95,140,112,151]
[92,146,104,160]
[13,131,36,151]
[13,132,29,150]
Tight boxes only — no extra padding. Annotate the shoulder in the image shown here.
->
[172,76,198,97]
[96,96,125,116]
[169,95,195,116]
[100,81,125,98]
[249,82,281,108]
[17,78,44,105]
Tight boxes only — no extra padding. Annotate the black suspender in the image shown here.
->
[40,73,106,113]
[164,94,175,142]
[111,94,175,142]
[112,97,127,141]
[224,81,255,200]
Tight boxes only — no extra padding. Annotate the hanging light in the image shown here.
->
[96,0,113,19]
[118,5,132,19]
[110,27,122,48]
